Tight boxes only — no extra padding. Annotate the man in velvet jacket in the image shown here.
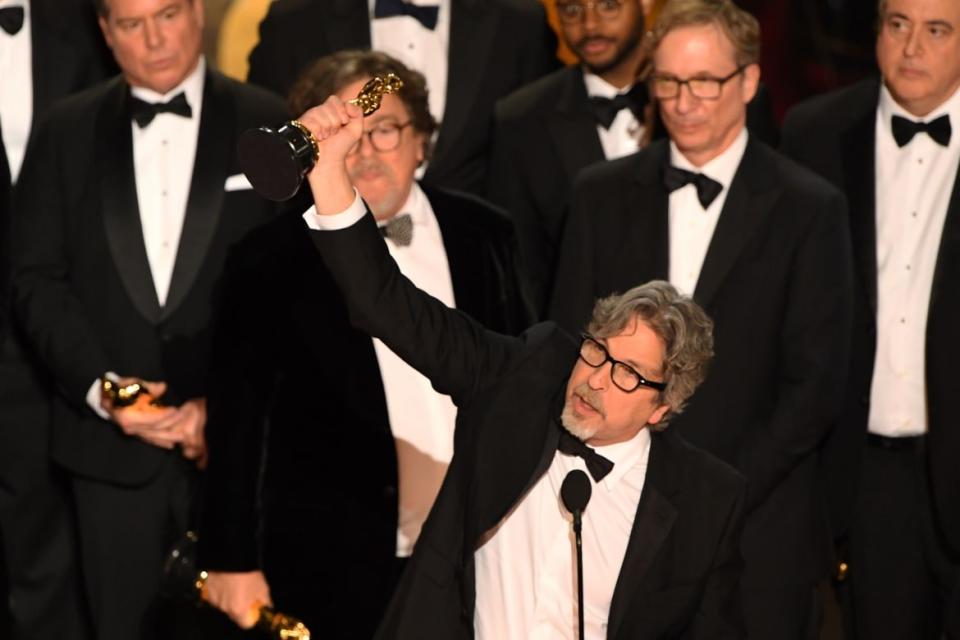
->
[10,0,286,637]
[198,51,533,639]
[548,1,852,637]
[269,89,748,639]
[244,0,558,195]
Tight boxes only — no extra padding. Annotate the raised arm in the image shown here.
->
[297,97,524,407]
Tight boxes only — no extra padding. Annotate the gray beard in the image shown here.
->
[560,399,598,442]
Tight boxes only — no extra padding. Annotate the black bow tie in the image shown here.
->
[373,0,439,29]
[662,164,723,209]
[0,6,24,35]
[557,428,614,482]
[130,92,192,128]
[588,84,649,129]
[379,213,413,246]
[891,114,951,147]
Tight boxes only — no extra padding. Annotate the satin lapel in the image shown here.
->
[841,109,879,313]
[693,139,779,308]
[323,0,372,51]
[606,433,681,639]
[929,161,960,312]
[627,144,670,280]
[162,71,234,320]
[97,79,162,323]
[431,189,485,320]
[434,0,496,164]
[548,67,606,181]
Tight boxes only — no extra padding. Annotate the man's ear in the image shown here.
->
[647,403,670,426]
[741,62,761,105]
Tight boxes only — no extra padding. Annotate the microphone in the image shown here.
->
[561,469,592,639]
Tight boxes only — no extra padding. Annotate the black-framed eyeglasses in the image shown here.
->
[347,120,413,155]
[555,0,623,24]
[578,334,667,393]
[648,65,748,100]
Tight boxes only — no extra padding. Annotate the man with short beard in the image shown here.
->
[286,89,746,633]
[488,0,654,314]
[198,51,532,638]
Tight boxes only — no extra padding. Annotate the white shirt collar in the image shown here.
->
[582,69,635,98]
[670,126,748,190]
[0,0,27,10]
[130,55,206,112]
[593,427,652,492]
[377,181,430,228]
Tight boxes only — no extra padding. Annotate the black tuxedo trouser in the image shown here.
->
[0,343,89,640]
[849,439,960,640]
[72,454,194,640]
[741,584,821,640]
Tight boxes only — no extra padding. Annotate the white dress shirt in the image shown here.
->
[0,0,33,184]
[868,85,960,437]
[582,71,645,160]
[373,183,458,556]
[85,59,205,416]
[369,0,449,125]
[474,429,652,640]
[667,128,748,296]
[305,185,459,557]
[130,57,205,308]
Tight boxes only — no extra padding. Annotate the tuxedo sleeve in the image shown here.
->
[737,186,853,511]
[11,111,111,406]
[308,211,523,408]
[246,2,305,98]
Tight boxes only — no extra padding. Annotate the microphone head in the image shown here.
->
[561,469,592,514]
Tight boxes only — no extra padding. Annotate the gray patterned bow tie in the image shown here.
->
[379,213,413,247]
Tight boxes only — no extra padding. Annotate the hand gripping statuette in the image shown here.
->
[239,73,404,201]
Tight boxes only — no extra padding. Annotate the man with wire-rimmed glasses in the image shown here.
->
[550,0,853,637]
[197,50,531,636]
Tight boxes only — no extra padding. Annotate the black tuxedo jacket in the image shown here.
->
[0,0,114,340]
[487,64,781,316]
[198,187,532,634]
[11,71,287,486]
[781,78,960,554]
[304,211,747,639]
[548,138,853,587]
[246,0,558,195]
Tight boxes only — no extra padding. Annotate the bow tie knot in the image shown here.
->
[662,164,724,209]
[588,83,649,130]
[373,0,439,29]
[130,92,193,128]
[379,213,414,246]
[891,114,952,147]
[557,428,614,482]
[0,6,24,35]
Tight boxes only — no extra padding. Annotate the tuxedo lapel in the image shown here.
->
[323,0,372,52]
[436,0,497,164]
[627,145,670,280]
[841,104,879,313]
[548,67,606,181]
[694,139,779,308]
[162,71,234,320]
[430,190,486,320]
[97,79,162,323]
[606,432,681,639]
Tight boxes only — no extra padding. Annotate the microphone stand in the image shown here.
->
[573,507,585,640]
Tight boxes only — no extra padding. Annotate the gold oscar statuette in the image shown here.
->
[238,73,405,201]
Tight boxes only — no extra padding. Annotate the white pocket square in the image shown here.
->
[224,173,253,192]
